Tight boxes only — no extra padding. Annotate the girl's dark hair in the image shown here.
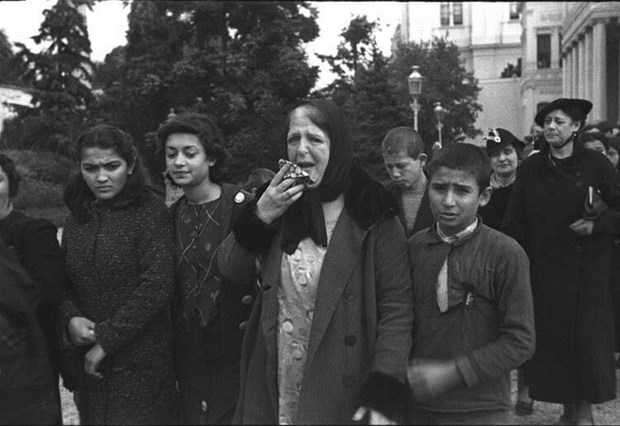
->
[64,124,150,223]
[156,112,229,184]
[0,153,20,199]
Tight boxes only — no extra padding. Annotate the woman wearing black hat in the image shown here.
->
[504,98,620,424]
[217,99,413,424]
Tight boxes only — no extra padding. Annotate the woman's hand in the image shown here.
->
[68,316,97,346]
[84,343,106,380]
[256,163,306,225]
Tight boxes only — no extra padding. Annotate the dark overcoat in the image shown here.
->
[218,169,414,424]
[60,190,179,424]
[503,144,620,404]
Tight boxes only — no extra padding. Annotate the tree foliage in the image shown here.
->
[0,29,21,85]
[12,0,95,154]
[316,17,482,181]
[93,1,320,184]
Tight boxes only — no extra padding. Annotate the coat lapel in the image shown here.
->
[218,184,235,241]
[305,209,366,371]
[260,230,283,417]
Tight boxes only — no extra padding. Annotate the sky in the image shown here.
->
[0,0,403,90]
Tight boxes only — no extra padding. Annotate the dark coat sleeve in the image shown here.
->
[17,218,68,314]
[592,157,620,236]
[501,162,529,250]
[455,239,535,387]
[95,203,175,357]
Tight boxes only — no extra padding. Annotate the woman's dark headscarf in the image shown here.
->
[281,99,353,254]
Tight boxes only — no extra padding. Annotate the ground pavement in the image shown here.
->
[61,369,620,425]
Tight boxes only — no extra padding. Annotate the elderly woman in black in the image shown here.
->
[60,125,178,424]
[504,98,620,425]
[218,99,413,424]
[0,153,68,423]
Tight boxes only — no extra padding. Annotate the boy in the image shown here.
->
[407,143,535,424]
[382,127,435,237]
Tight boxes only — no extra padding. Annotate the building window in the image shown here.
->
[509,2,519,20]
[537,33,551,69]
[453,2,463,25]
[440,2,463,27]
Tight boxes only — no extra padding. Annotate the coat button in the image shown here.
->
[201,400,208,413]
[239,321,248,330]
[574,245,582,253]
[345,335,357,346]
[345,293,356,301]
[241,295,253,304]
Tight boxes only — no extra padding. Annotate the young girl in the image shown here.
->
[157,113,254,424]
[60,125,178,424]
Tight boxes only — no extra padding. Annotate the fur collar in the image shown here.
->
[344,165,399,231]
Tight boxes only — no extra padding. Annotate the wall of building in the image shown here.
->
[476,77,524,138]
[0,85,32,135]
[401,2,524,134]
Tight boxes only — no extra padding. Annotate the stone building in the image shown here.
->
[0,84,32,135]
[397,1,620,139]
[399,2,524,139]
[560,2,620,125]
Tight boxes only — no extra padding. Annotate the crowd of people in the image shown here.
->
[0,96,619,425]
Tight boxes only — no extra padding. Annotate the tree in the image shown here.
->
[0,30,21,85]
[317,22,482,181]
[14,0,95,154]
[389,37,482,147]
[94,1,320,184]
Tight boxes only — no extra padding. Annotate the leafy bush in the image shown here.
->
[1,149,77,211]
[2,149,77,184]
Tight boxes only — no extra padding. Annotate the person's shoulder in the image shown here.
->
[407,226,435,250]
[478,224,526,256]
[134,189,170,219]
[4,210,57,234]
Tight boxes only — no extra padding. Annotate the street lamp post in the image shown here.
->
[433,102,446,148]
[407,66,423,132]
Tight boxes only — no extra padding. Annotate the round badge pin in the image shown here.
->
[234,192,245,203]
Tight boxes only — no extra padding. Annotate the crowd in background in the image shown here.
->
[0,96,619,426]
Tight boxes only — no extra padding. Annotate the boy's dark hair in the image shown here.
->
[578,131,609,151]
[427,143,492,191]
[0,153,20,199]
[381,127,425,159]
[64,124,150,223]
[156,112,229,183]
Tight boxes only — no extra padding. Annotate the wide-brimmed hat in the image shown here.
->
[534,98,593,127]
[484,127,524,155]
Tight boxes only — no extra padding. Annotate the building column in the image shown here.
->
[578,35,586,99]
[566,46,575,98]
[572,42,579,99]
[563,52,569,97]
[585,28,593,101]
[592,19,607,122]
[551,27,561,69]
